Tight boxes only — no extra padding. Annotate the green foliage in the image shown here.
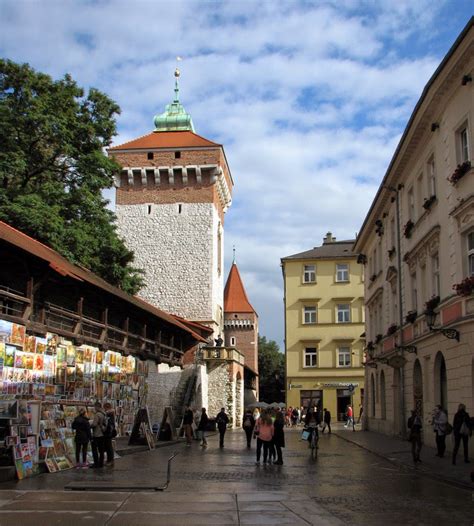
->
[258,335,285,403]
[0,59,143,294]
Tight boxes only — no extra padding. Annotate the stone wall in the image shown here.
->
[146,362,183,427]
[116,202,222,324]
[207,363,231,421]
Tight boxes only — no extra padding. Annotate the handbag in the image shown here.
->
[301,430,310,441]
[460,421,469,436]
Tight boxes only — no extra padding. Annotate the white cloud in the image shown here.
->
[1,0,471,348]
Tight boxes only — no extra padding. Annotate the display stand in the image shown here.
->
[158,406,177,441]
[128,407,151,446]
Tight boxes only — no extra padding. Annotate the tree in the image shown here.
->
[0,59,143,294]
[258,335,285,403]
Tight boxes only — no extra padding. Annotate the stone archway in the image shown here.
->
[380,370,386,420]
[434,352,447,410]
[413,359,423,418]
[236,371,243,427]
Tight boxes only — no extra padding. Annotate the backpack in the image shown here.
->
[445,422,453,435]
[243,417,252,428]
[103,413,117,438]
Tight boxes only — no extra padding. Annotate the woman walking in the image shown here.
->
[197,407,209,447]
[452,403,471,465]
[432,405,448,458]
[242,408,255,448]
[72,407,91,468]
[254,411,274,465]
[273,409,285,465]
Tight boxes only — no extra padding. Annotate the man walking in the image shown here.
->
[344,405,354,429]
[90,401,106,468]
[407,409,422,463]
[216,407,230,448]
[182,405,194,446]
[321,408,331,434]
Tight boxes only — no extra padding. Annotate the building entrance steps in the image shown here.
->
[334,425,473,490]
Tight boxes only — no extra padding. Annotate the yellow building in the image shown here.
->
[281,232,365,421]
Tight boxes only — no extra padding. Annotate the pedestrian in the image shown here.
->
[214,334,223,347]
[291,407,298,427]
[253,408,260,422]
[103,402,117,466]
[254,411,274,465]
[216,407,230,448]
[273,409,285,465]
[71,407,91,469]
[90,401,106,469]
[182,405,194,446]
[452,403,471,465]
[298,406,303,425]
[321,408,331,434]
[197,407,209,447]
[344,405,353,428]
[407,409,422,463]
[242,408,255,448]
[432,405,448,458]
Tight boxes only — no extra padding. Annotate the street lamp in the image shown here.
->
[424,310,460,341]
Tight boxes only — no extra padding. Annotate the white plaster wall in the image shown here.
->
[116,202,216,322]
[146,362,183,427]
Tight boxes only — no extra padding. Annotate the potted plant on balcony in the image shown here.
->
[424,295,440,313]
[370,274,377,282]
[448,160,471,184]
[366,341,375,358]
[422,195,437,210]
[375,334,383,344]
[405,310,418,324]
[388,246,396,259]
[452,276,474,297]
[357,254,367,265]
[386,323,398,336]
[403,220,414,239]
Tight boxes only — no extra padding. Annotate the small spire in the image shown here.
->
[233,245,236,264]
[174,59,180,102]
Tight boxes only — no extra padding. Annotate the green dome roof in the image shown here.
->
[154,69,195,132]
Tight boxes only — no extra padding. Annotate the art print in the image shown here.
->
[0,320,13,343]
[46,333,59,353]
[36,337,47,354]
[24,335,36,354]
[10,324,26,346]
[45,458,59,473]
[66,345,75,366]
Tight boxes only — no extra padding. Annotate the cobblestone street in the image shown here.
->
[0,428,472,525]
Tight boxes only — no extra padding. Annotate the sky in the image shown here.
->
[1,1,473,350]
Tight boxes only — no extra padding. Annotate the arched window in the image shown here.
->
[370,373,376,417]
[434,352,447,410]
[380,370,386,420]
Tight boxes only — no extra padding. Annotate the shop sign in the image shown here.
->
[321,382,359,388]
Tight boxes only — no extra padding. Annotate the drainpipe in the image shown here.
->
[388,185,407,438]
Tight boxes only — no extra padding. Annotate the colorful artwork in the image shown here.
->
[66,345,75,366]
[10,324,26,346]
[34,355,44,371]
[4,345,15,367]
[0,320,13,343]
[46,333,59,353]
[45,458,59,473]
[24,335,36,353]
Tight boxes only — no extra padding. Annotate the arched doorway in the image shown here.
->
[393,368,401,434]
[370,373,376,417]
[413,359,423,418]
[380,370,386,419]
[434,352,447,410]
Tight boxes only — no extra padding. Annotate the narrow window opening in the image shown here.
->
[175,151,181,159]
[178,204,182,214]
[147,205,152,215]
[147,152,154,160]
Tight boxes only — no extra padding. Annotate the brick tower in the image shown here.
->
[108,69,233,336]
[223,258,259,403]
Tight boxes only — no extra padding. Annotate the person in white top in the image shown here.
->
[432,405,448,458]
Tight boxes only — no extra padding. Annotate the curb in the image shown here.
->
[333,431,473,492]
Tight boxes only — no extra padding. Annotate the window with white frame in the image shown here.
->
[458,123,470,163]
[336,263,349,282]
[303,306,317,324]
[338,347,351,367]
[230,336,236,347]
[431,253,440,297]
[408,187,415,221]
[337,304,350,323]
[303,264,316,283]
[304,347,318,367]
[468,231,474,276]
[411,272,417,311]
[427,155,436,196]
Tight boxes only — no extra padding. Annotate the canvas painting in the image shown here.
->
[10,324,26,346]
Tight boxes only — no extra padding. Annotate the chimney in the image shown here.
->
[323,232,336,244]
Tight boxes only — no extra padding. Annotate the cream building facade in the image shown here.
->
[282,233,365,421]
[353,18,474,446]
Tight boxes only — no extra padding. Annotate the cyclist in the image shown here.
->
[304,407,319,449]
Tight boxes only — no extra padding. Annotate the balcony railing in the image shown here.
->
[201,346,244,365]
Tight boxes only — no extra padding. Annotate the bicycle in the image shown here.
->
[304,424,319,459]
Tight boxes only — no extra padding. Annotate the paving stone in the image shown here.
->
[120,500,236,512]
[239,511,310,525]
[125,491,236,503]
[16,490,127,502]
[107,511,239,525]
[237,491,291,502]
[0,511,110,525]
[238,501,287,512]
[0,500,120,511]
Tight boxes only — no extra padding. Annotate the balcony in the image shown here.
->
[201,346,244,365]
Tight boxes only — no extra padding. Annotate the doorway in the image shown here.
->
[337,389,351,421]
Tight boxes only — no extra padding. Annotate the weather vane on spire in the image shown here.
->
[233,245,236,264]
[174,56,182,101]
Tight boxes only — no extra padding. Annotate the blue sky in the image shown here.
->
[1,1,473,350]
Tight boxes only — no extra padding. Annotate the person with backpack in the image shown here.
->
[452,403,472,465]
[242,408,255,448]
[407,409,423,463]
[103,402,117,466]
[216,407,230,448]
[90,401,106,468]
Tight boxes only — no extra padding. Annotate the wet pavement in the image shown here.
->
[0,428,472,525]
